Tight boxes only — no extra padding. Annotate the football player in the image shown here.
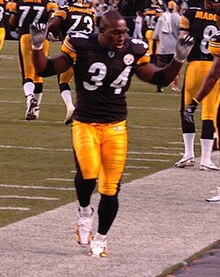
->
[174,0,220,171]
[48,0,96,124]
[0,0,6,57]
[184,3,220,151]
[29,11,194,257]
[143,0,163,64]
[6,0,58,120]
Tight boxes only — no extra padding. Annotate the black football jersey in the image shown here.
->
[0,0,5,28]
[14,0,57,36]
[61,32,149,123]
[52,3,96,40]
[143,7,162,31]
[180,8,218,61]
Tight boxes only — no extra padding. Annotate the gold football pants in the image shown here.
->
[19,34,49,83]
[184,61,220,127]
[58,66,73,84]
[0,27,5,51]
[72,120,128,196]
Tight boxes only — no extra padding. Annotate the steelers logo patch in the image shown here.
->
[123,54,134,65]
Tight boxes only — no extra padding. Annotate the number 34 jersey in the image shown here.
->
[61,32,150,123]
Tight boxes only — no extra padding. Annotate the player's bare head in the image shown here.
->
[99,11,126,31]
[98,11,128,51]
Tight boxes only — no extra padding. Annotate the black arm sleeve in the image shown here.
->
[38,59,57,77]
[149,69,169,86]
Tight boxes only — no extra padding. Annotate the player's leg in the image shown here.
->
[89,120,128,257]
[175,61,213,168]
[0,27,6,55]
[31,39,50,119]
[200,79,220,170]
[72,121,101,246]
[19,34,37,120]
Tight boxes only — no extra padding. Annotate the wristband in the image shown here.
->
[192,97,200,104]
[173,53,185,64]
[32,44,43,50]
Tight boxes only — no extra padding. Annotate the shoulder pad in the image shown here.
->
[67,31,90,47]
[130,39,149,55]
[208,31,220,56]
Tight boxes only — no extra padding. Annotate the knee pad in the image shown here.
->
[34,83,43,94]
[201,120,215,139]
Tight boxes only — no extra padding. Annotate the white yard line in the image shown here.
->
[0,184,74,191]
[0,207,30,211]
[0,195,59,201]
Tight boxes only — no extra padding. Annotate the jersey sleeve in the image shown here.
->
[130,38,150,65]
[208,32,220,56]
[61,33,77,61]
[6,1,17,14]
[47,1,58,13]
[180,10,190,31]
[52,6,67,20]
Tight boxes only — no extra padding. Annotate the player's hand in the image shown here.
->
[183,99,198,124]
[29,23,48,50]
[174,35,195,63]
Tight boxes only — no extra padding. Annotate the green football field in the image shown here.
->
[0,40,201,227]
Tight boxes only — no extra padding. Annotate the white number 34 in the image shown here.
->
[83,62,132,94]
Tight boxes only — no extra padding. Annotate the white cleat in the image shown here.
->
[205,187,220,203]
[200,162,220,171]
[74,208,94,247]
[33,105,40,119]
[25,95,38,121]
[175,157,195,168]
[88,237,108,257]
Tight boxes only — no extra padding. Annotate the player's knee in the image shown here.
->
[99,181,121,196]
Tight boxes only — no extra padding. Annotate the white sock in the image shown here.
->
[23,82,35,97]
[183,133,195,158]
[200,139,214,164]
[94,233,107,241]
[34,92,43,106]
[79,205,92,217]
[61,90,75,110]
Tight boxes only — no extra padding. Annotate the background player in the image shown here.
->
[0,0,6,58]
[7,0,58,120]
[48,0,96,124]
[175,0,220,171]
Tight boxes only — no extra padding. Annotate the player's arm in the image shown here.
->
[195,56,220,102]
[48,16,63,32]
[30,23,72,76]
[136,35,194,85]
[6,1,18,28]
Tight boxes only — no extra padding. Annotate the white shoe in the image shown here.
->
[89,237,108,257]
[205,187,220,203]
[25,95,37,120]
[74,208,94,246]
[64,107,75,125]
[175,157,195,168]
[33,105,40,119]
[200,162,220,171]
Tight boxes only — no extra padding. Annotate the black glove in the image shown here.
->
[183,99,199,124]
